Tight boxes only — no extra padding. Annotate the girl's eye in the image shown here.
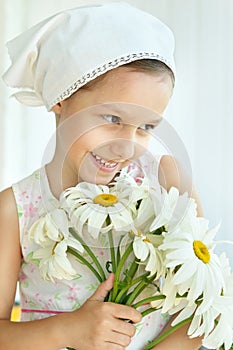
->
[102,114,121,124]
[139,124,156,132]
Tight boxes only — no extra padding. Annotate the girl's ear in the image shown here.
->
[51,102,62,114]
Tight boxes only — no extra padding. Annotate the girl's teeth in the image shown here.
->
[92,152,117,168]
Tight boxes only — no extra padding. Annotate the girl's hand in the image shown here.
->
[62,274,142,349]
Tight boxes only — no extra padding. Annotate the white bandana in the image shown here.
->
[2,2,175,111]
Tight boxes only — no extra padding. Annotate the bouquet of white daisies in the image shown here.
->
[29,170,233,350]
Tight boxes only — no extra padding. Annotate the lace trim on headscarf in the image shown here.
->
[50,52,171,109]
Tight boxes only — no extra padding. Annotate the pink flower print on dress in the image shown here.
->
[18,272,27,283]
[21,191,30,199]
[45,298,54,310]
[35,195,42,205]
[68,284,80,302]
[145,315,151,327]
[35,292,43,304]
[29,265,36,274]
[23,202,38,218]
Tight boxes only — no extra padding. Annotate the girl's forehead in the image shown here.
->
[62,68,172,117]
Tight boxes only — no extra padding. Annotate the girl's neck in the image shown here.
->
[45,158,79,200]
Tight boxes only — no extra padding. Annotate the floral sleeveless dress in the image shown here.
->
[12,165,169,350]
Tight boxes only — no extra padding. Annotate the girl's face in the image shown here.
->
[53,67,173,186]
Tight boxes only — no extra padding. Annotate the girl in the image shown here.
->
[0,2,202,349]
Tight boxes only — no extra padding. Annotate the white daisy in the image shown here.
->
[202,315,233,350]
[171,274,233,350]
[149,186,180,232]
[189,254,233,350]
[152,269,187,314]
[61,181,136,239]
[133,188,158,229]
[149,187,197,235]
[132,231,165,278]
[111,172,159,232]
[118,210,165,279]
[114,170,158,204]
[170,299,198,326]
[29,208,83,282]
[170,253,233,328]
[159,215,225,302]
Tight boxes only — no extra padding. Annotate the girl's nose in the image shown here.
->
[110,125,138,160]
[110,138,135,160]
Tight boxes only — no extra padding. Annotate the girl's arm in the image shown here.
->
[0,188,21,321]
[0,188,62,349]
[151,315,202,350]
[0,188,141,350]
[159,155,203,216]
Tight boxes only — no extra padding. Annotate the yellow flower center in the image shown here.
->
[93,193,118,207]
[193,240,210,263]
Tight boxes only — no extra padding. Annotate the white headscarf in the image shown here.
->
[2,2,176,111]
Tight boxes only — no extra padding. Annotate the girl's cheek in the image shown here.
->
[135,136,151,153]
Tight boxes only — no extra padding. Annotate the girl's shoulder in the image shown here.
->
[11,167,58,211]
[0,186,19,237]
[12,168,42,192]
[0,169,40,254]
[0,186,18,218]
[0,168,47,233]
[158,155,180,188]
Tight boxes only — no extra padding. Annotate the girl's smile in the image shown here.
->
[90,152,119,172]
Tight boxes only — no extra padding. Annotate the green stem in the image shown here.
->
[113,258,139,303]
[132,294,165,309]
[69,228,106,281]
[116,235,124,266]
[106,289,113,302]
[116,243,121,266]
[67,247,103,283]
[143,316,193,350]
[124,258,139,282]
[125,272,151,306]
[114,272,150,303]
[112,242,133,301]
[141,307,158,318]
[133,292,190,310]
[108,230,116,273]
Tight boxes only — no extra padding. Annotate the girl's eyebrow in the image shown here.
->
[97,104,163,124]
[98,104,125,115]
[147,116,163,124]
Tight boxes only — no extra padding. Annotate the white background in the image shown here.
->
[0,0,233,264]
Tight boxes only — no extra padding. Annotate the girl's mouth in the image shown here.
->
[90,152,119,171]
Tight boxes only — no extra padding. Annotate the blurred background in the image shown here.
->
[0,0,232,290]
